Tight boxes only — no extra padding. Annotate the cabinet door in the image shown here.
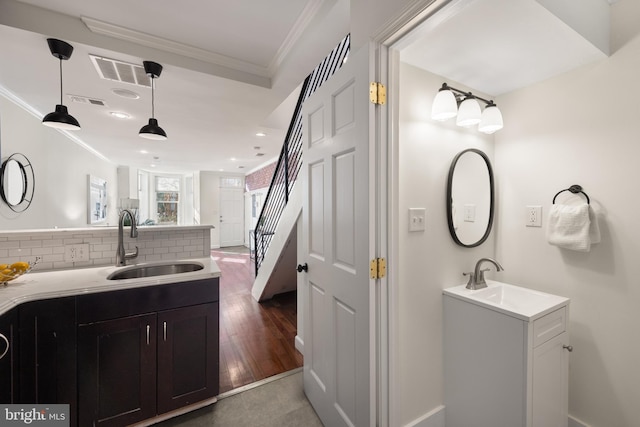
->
[78,313,157,427]
[157,303,219,413]
[19,297,77,426]
[532,331,569,427]
[0,309,17,403]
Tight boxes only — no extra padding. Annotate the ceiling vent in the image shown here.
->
[90,54,151,87]
[68,94,108,107]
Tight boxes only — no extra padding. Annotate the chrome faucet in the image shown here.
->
[463,257,504,290]
[116,209,139,266]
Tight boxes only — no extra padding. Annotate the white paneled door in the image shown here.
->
[219,187,244,247]
[302,45,375,427]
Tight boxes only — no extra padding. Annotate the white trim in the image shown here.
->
[267,0,324,76]
[569,415,592,427]
[81,16,269,78]
[403,405,446,427]
[294,334,304,354]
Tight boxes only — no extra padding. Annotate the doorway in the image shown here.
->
[212,246,302,393]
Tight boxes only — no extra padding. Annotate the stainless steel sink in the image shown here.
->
[107,261,204,280]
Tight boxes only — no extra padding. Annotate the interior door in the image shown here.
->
[219,187,244,247]
[302,44,375,426]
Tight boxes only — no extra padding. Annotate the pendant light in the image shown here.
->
[478,101,504,134]
[42,38,81,130]
[139,61,167,140]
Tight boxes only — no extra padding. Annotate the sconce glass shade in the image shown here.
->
[456,97,482,127]
[139,118,167,140]
[431,88,458,121]
[478,104,504,134]
[42,104,81,130]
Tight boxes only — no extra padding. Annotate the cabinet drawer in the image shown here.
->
[533,307,566,347]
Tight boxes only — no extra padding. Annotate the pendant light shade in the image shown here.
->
[478,102,504,134]
[139,61,167,140]
[139,118,167,140]
[42,38,80,130]
[456,96,482,127]
[431,84,458,121]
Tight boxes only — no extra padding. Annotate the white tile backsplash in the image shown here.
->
[0,226,211,272]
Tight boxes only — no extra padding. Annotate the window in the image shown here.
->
[155,176,180,224]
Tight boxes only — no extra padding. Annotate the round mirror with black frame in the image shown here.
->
[0,153,35,213]
[446,148,494,248]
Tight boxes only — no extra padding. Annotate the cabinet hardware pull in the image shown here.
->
[163,322,167,342]
[146,325,150,345]
[563,345,573,352]
[0,333,8,360]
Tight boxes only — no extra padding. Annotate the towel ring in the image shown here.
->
[552,184,590,205]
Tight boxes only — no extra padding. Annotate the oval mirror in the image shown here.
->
[2,159,26,206]
[446,148,494,247]
[0,153,34,212]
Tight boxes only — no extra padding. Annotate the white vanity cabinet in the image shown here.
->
[443,281,570,427]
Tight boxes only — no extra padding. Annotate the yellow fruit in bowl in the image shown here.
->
[11,261,30,273]
[0,264,7,270]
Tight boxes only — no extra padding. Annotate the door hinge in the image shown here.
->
[370,258,387,279]
[369,82,386,105]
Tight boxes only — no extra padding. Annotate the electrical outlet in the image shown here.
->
[463,204,476,222]
[408,208,426,232]
[526,206,542,227]
[64,243,90,262]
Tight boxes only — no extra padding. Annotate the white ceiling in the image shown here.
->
[400,0,609,97]
[0,0,610,175]
[0,0,348,173]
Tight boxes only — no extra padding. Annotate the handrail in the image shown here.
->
[253,34,350,275]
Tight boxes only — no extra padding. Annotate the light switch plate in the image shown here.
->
[408,208,426,232]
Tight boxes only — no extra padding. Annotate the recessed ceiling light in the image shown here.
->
[140,150,148,154]
[254,146,261,150]
[150,164,156,168]
[110,111,130,119]
[238,166,245,169]
[230,157,237,161]
[255,132,267,137]
[112,88,140,99]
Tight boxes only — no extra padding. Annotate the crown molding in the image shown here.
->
[267,0,324,76]
[81,16,270,79]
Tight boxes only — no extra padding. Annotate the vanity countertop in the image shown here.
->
[0,257,221,316]
[443,280,569,321]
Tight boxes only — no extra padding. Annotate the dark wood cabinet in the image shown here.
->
[78,313,158,427]
[77,278,219,426]
[157,303,219,413]
[0,308,17,403]
[18,297,77,426]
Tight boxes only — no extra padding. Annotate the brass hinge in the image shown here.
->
[369,82,386,105]
[370,258,387,279]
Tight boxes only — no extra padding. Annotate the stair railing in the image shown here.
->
[253,34,350,275]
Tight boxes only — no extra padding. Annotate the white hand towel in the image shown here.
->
[547,204,591,252]
[589,205,601,245]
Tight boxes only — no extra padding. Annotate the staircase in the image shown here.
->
[251,34,350,301]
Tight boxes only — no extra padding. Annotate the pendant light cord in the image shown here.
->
[151,77,155,119]
[59,58,63,105]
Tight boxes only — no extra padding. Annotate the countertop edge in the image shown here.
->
[0,257,221,316]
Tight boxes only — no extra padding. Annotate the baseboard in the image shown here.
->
[569,415,591,427]
[294,335,304,354]
[403,405,445,427]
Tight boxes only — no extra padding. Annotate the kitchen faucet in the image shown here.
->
[463,257,504,290]
[116,209,139,266]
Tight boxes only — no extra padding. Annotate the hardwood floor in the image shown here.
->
[212,247,302,394]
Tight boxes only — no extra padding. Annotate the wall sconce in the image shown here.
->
[139,61,167,140]
[431,83,503,134]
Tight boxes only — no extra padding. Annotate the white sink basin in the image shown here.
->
[443,280,569,320]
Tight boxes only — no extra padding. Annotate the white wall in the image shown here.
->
[396,63,495,426]
[493,4,640,425]
[197,171,220,248]
[0,93,118,229]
